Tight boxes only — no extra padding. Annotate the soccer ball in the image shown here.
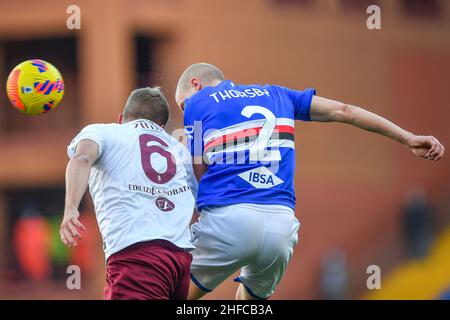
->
[6,59,65,115]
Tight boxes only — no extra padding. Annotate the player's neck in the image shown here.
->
[206,79,223,88]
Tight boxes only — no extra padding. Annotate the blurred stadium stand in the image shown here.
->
[366,226,450,299]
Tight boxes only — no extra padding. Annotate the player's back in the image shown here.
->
[184,80,315,210]
[68,119,196,259]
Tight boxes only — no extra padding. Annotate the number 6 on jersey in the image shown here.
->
[139,134,177,184]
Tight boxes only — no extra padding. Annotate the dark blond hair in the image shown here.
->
[123,87,169,126]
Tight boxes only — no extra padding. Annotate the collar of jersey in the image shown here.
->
[125,118,162,129]
[185,79,233,108]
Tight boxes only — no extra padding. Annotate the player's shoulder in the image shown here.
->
[76,123,124,141]
[79,122,118,132]
[263,83,288,93]
[234,82,282,95]
[161,129,184,148]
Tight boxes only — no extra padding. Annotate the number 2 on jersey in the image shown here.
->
[241,105,281,162]
[139,134,177,184]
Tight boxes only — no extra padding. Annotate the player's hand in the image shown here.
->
[408,135,445,161]
[60,208,86,248]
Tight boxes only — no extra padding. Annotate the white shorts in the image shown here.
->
[190,203,300,299]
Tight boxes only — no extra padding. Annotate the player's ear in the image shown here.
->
[191,78,202,91]
[118,113,123,124]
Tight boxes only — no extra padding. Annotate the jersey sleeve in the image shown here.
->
[173,141,198,201]
[272,85,316,121]
[67,124,106,159]
[182,149,198,201]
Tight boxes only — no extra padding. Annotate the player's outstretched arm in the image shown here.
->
[309,96,445,161]
[60,139,98,247]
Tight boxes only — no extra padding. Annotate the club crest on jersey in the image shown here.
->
[238,166,284,189]
[155,197,175,212]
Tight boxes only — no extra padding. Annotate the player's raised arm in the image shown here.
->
[309,96,445,161]
[60,139,98,247]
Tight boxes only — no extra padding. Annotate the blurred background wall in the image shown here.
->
[0,0,449,299]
